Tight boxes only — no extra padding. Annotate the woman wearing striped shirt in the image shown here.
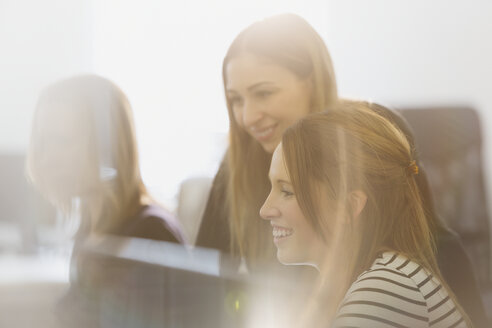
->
[260,100,472,327]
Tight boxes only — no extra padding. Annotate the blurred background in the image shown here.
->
[0,0,491,326]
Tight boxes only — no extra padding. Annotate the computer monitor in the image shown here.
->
[67,236,313,328]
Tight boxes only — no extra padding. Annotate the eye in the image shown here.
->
[281,189,294,198]
[255,90,274,99]
[228,95,243,107]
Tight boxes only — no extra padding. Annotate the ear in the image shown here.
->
[348,190,367,219]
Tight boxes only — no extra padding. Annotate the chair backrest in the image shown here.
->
[399,107,490,287]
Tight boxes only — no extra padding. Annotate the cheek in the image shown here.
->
[290,208,320,245]
[290,90,312,118]
[232,110,242,128]
[231,106,245,129]
[295,221,319,247]
[276,92,311,125]
[288,206,314,239]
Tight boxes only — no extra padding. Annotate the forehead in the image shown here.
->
[36,101,90,139]
[269,144,289,180]
[225,53,297,91]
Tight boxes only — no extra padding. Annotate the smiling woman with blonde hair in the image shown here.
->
[196,13,338,266]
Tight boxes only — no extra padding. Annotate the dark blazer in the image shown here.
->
[117,204,186,244]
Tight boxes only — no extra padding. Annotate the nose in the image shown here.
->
[260,192,279,221]
[242,100,264,129]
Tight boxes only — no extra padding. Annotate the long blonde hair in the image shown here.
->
[27,75,148,234]
[282,100,472,325]
[222,14,338,265]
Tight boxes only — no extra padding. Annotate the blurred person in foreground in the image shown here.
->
[26,74,185,327]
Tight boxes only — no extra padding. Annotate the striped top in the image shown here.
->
[333,252,467,328]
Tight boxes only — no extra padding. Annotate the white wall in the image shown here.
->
[1,0,491,209]
[87,0,330,206]
[0,0,93,152]
[325,0,492,215]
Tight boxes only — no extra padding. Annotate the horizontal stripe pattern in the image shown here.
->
[333,252,467,328]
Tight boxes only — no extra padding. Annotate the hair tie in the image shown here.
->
[407,160,419,176]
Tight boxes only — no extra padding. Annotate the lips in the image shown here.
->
[271,224,294,244]
[251,124,277,142]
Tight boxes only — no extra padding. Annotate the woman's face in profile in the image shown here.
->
[35,103,98,197]
[260,144,325,266]
[225,53,312,153]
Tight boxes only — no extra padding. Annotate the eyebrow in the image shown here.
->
[248,81,275,91]
[267,177,291,185]
[226,81,275,93]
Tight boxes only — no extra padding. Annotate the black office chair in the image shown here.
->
[399,107,491,322]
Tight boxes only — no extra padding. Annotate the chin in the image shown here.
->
[277,250,305,266]
[261,141,279,154]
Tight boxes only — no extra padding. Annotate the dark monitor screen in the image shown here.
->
[68,236,312,328]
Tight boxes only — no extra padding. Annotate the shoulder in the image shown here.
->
[126,205,186,244]
[201,154,230,212]
[334,252,467,328]
[195,154,232,250]
[334,252,429,328]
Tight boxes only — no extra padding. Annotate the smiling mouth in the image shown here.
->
[272,225,294,243]
[252,124,277,142]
